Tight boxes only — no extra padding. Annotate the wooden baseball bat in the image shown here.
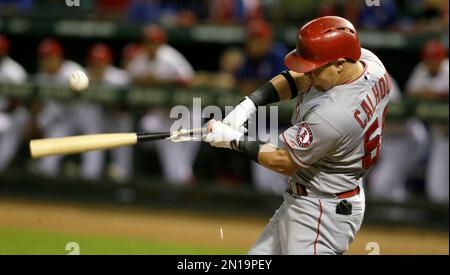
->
[30,131,173,159]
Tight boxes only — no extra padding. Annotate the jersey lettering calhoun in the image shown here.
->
[354,72,391,129]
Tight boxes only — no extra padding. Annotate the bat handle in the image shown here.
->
[136,128,206,143]
[136,132,171,143]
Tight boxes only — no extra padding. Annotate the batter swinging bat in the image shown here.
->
[29,128,203,159]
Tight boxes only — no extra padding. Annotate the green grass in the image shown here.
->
[0,227,243,255]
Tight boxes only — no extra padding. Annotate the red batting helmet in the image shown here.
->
[38,39,63,57]
[0,35,10,55]
[89,43,113,66]
[142,25,167,44]
[421,40,448,61]
[285,16,361,73]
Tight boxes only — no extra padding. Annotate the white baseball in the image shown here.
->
[69,70,89,92]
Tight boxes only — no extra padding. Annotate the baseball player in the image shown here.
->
[0,34,28,172]
[406,40,449,203]
[35,39,104,180]
[86,43,133,181]
[204,16,391,254]
[127,25,199,185]
[121,43,142,72]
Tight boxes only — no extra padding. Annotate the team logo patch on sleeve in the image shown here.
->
[296,122,314,148]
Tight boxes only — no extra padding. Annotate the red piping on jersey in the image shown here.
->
[314,199,323,255]
[281,133,310,167]
[295,97,303,119]
[295,87,311,121]
[343,61,368,85]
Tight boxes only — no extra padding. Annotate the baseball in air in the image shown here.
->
[69,70,89,92]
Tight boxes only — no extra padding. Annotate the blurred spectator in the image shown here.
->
[96,0,130,19]
[176,8,198,28]
[127,0,163,24]
[0,35,27,83]
[121,43,143,71]
[159,0,207,27]
[369,77,428,202]
[317,0,362,24]
[35,39,104,180]
[415,0,449,31]
[86,43,133,182]
[0,0,446,33]
[88,43,129,87]
[407,41,449,99]
[395,0,425,31]
[406,40,449,203]
[192,47,244,90]
[269,0,316,25]
[358,0,400,30]
[235,20,288,194]
[0,34,29,173]
[208,0,263,24]
[128,25,193,85]
[127,25,199,185]
[0,0,32,13]
[237,20,287,94]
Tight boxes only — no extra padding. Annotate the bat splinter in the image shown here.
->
[29,128,204,159]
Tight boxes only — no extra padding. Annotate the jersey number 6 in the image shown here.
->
[362,106,388,169]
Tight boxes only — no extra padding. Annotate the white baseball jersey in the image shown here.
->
[0,56,27,111]
[127,44,194,83]
[36,60,105,180]
[96,66,130,87]
[280,49,391,195]
[92,65,132,181]
[35,60,83,85]
[0,56,27,84]
[369,76,429,202]
[406,58,449,96]
[405,58,449,203]
[35,60,83,128]
[0,56,28,172]
[129,45,198,185]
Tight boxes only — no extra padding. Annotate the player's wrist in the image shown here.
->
[239,97,257,116]
[231,137,263,163]
[227,128,244,143]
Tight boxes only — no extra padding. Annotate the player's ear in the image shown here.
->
[335,58,346,73]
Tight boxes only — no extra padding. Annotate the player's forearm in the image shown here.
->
[233,141,300,176]
[258,144,300,176]
[245,71,307,107]
[224,71,310,130]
